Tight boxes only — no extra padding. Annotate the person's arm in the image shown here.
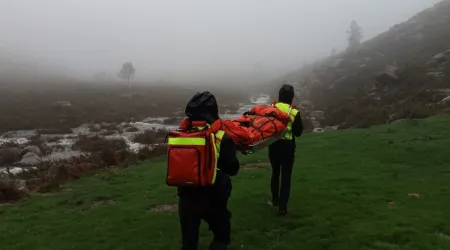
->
[217,133,240,176]
[291,112,304,137]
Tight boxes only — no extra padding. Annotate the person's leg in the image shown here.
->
[179,202,202,250]
[269,144,281,206]
[279,144,295,215]
[205,195,231,250]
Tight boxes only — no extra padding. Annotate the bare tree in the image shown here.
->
[347,20,363,50]
[118,62,136,88]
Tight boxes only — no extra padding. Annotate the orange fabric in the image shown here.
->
[177,104,293,151]
[221,105,291,151]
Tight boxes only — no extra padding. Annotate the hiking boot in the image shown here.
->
[271,198,279,207]
[278,207,287,216]
[267,200,278,207]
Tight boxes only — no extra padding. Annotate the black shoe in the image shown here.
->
[272,201,279,207]
[271,198,279,207]
[267,199,279,207]
[278,208,287,216]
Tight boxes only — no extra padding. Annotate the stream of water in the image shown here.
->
[0,94,270,174]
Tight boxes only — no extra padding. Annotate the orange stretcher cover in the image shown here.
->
[221,105,291,151]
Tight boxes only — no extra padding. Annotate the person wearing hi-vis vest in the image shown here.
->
[269,83,304,216]
[176,91,240,250]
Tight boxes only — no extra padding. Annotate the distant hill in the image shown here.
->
[273,0,450,129]
[0,49,75,84]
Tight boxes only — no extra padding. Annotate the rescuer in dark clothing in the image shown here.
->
[178,91,240,250]
[269,84,304,216]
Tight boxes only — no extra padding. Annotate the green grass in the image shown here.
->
[2,116,450,250]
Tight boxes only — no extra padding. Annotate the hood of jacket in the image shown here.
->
[185,91,219,124]
[278,84,295,104]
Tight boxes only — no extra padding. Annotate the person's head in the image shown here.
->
[278,83,295,104]
[185,91,219,123]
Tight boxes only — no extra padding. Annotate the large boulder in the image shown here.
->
[22,145,42,157]
[427,49,450,67]
[440,96,450,104]
[18,152,41,165]
[0,146,22,165]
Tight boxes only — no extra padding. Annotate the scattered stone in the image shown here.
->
[441,96,450,103]
[313,128,324,133]
[13,179,28,192]
[91,196,116,207]
[431,53,446,62]
[427,71,445,80]
[243,162,270,170]
[324,126,339,131]
[124,126,139,132]
[408,193,420,198]
[149,204,178,212]
[89,124,102,132]
[428,49,450,67]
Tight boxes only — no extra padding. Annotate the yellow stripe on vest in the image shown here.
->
[211,134,218,184]
[168,137,206,145]
[211,130,225,184]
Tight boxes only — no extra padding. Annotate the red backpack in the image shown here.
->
[166,118,224,187]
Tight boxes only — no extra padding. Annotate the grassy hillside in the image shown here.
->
[2,116,450,250]
[275,0,450,129]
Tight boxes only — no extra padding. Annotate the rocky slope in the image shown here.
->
[274,0,450,129]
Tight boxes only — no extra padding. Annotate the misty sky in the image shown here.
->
[0,0,442,81]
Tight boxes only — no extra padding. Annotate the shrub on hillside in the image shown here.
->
[73,135,127,153]
[0,144,21,166]
[132,130,167,145]
[37,128,73,135]
[0,178,26,203]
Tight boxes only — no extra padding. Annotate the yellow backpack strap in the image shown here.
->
[214,130,225,152]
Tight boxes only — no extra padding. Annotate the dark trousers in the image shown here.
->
[178,191,231,250]
[268,139,295,211]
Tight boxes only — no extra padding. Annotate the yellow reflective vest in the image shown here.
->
[274,102,299,140]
